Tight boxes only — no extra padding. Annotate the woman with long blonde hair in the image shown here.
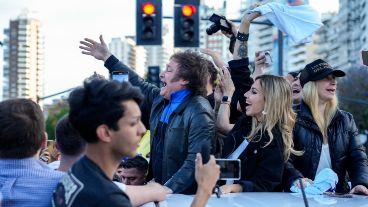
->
[220,74,300,193]
[284,59,368,195]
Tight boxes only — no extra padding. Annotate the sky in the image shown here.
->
[0,0,339,103]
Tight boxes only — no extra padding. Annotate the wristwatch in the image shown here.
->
[222,96,230,102]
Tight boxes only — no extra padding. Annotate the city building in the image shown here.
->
[2,13,44,102]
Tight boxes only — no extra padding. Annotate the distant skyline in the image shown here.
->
[0,0,339,103]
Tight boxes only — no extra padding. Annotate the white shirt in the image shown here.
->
[316,144,332,175]
[251,2,323,43]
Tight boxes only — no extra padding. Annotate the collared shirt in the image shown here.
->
[0,158,64,207]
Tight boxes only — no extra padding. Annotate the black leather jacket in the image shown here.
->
[104,55,215,194]
[284,101,368,193]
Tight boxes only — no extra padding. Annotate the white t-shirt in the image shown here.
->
[316,144,332,175]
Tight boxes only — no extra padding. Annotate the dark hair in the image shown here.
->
[119,155,148,174]
[171,50,209,96]
[55,115,86,156]
[203,59,218,87]
[288,70,301,79]
[68,79,143,143]
[0,98,45,158]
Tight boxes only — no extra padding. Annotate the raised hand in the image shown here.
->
[219,66,235,97]
[195,153,220,195]
[221,20,238,38]
[200,48,227,69]
[79,35,111,62]
[253,51,267,79]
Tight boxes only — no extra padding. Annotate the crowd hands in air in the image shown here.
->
[1,2,368,207]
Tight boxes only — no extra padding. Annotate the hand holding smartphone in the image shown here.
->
[262,51,272,66]
[215,159,241,180]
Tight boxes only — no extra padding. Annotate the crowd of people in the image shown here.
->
[1,2,368,207]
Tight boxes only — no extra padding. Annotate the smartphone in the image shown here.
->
[263,51,272,66]
[215,159,241,180]
[362,50,368,66]
[112,71,129,82]
[47,140,54,152]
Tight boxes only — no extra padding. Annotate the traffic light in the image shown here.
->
[174,0,199,47]
[147,66,160,86]
[136,0,162,45]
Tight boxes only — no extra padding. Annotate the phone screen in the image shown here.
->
[112,72,129,82]
[362,50,368,66]
[264,51,273,65]
[216,159,241,180]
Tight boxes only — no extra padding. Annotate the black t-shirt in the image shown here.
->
[52,156,132,207]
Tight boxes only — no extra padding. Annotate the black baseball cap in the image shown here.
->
[288,70,301,79]
[300,59,346,87]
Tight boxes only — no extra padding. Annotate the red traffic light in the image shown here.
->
[142,2,155,15]
[182,4,196,17]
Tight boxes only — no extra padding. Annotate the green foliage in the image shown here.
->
[338,65,368,131]
[45,101,69,140]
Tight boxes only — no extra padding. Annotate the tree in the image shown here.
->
[45,100,69,140]
[338,64,368,131]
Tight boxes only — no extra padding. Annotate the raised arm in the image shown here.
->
[216,67,235,133]
[200,48,227,69]
[233,12,261,60]
[79,35,160,128]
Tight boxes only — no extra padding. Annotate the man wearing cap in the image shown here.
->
[284,59,368,195]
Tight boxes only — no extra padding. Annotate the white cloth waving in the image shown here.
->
[251,2,323,44]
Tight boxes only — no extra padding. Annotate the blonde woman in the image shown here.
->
[284,59,368,195]
[220,74,300,193]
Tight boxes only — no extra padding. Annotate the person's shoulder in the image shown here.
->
[188,95,212,111]
[333,109,356,128]
[53,170,128,207]
[336,109,353,119]
[53,171,85,207]
[32,159,65,180]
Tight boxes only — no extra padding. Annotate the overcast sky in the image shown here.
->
[0,0,339,103]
